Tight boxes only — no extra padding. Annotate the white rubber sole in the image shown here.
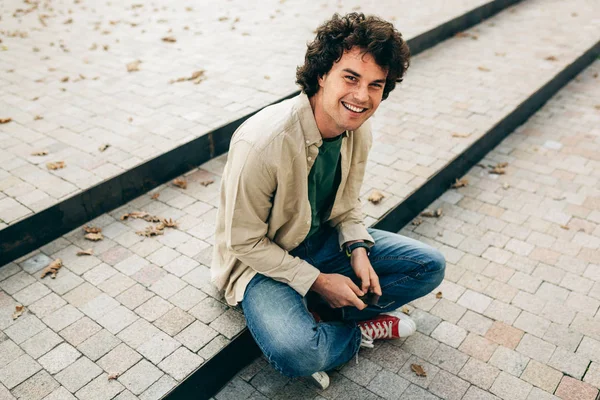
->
[307,371,330,390]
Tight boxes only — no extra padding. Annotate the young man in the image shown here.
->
[212,13,445,388]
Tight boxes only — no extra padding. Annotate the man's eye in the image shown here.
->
[345,76,357,81]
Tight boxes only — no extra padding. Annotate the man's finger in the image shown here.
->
[370,269,382,296]
[359,269,371,294]
[347,278,364,297]
[349,292,367,310]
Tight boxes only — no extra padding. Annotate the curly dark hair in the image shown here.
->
[296,13,410,101]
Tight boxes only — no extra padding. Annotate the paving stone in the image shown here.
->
[97,273,136,297]
[0,354,41,389]
[20,328,63,359]
[398,355,440,389]
[175,320,219,352]
[457,310,493,336]
[4,314,46,344]
[55,356,102,393]
[0,272,36,295]
[39,269,84,295]
[113,390,139,400]
[400,384,440,400]
[536,283,570,303]
[83,263,118,286]
[153,307,194,336]
[59,316,102,347]
[547,346,590,380]
[63,282,102,308]
[426,343,469,375]
[508,272,543,294]
[116,284,154,310]
[12,282,51,306]
[147,247,180,267]
[137,330,181,364]
[516,334,556,364]
[366,342,411,373]
[135,296,173,322]
[0,340,24,369]
[366,369,410,400]
[430,321,467,348]
[555,376,598,400]
[77,329,121,361]
[210,309,246,340]
[20,253,53,274]
[427,369,469,400]
[490,371,533,400]
[459,357,500,390]
[566,292,600,317]
[511,291,546,314]
[339,356,382,386]
[402,332,440,360]
[97,343,142,376]
[158,347,204,381]
[540,302,577,326]
[250,367,290,398]
[75,373,125,400]
[114,254,150,277]
[164,255,200,277]
[42,304,84,331]
[576,337,600,364]
[42,386,77,400]
[520,360,562,393]
[11,370,58,400]
[79,293,120,320]
[583,362,600,389]
[189,297,228,324]
[484,299,521,325]
[409,309,442,336]
[96,305,139,334]
[525,387,559,400]
[542,323,583,352]
[430,299,467,324]
[182,265,220,298]
[513,311,551,338]
[215,376,256,400]
[570,313,600,342]
[489,346,530,377]
[117,319,161,350]
[485,321,524,350]
[139,374,177,400]
[148,274,187,299]
[132,265,169,288]
[38,342,81,374]
[118,360,164,395]
[459,333,498,362]
[457,271,492,292]
[463,385,501,400]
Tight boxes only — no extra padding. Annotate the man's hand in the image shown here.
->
[310,273,367,310]
[350,248,382,296]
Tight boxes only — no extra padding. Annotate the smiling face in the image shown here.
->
[310,47,388,138]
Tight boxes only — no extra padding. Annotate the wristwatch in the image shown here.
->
[345,242,371,258]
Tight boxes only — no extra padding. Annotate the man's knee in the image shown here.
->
[427,246,446,285]
[268,332,327,377]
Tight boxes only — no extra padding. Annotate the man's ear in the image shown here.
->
[317,73,326,88]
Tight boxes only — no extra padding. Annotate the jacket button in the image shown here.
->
[307,156,312,161]
[306,140,310,144]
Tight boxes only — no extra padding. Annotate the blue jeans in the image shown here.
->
[241,226,445,378]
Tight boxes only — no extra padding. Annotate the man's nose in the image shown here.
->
[354,84,369,103]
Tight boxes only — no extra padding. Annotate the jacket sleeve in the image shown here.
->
[223,140,320,296]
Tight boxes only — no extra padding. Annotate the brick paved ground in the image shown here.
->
[1,0,600,399]
[0,0,490,228]
[215,60,600,400]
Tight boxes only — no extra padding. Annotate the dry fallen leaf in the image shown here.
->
[411,217,423,226]
[12,305,25,320]
[61,76,69,83]
[0,118,12,124]
[126,60,141,72]
[489,166,505,175]
[173,178,187,189]
[560,225,570,230]
[107,373,120,380]
[420,208,443,218]
[47,161,66,170]
[151,193,160,200]
[478,66,490,72]
[502,183,510,190]
[162,36,176,43]
[169,69,205,84]
[136,225,164,237]
[595,105,600,110]
[121,211,149,220]
[200,179,214,187]
[77,248,94,256]
[162,218,177,228]
[31,150,48,156]
[451,132,470,138]
[64,18,73,24]
[545,56,558,61]
[41,259,63,279]
[99,144,110,152]
[84,232,104,241]
[264,75,270,80]
[495,52,506,57]
[144,215,162,222]
[368,190,385,204]
[435,291,443,299]
[401,305,411,315]
[451,178,469,189]
[411,364,427,377]
[218,16,229,21]
[83,225,102,234]
[34,115,43,120]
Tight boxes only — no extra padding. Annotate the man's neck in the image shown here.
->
[309,93,344,139]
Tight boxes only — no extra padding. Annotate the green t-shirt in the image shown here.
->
[305,134,343,240]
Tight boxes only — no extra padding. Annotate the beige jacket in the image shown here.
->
[211,93,375,305]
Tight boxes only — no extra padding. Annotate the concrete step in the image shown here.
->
[216,57,600,400]
[1,1,599,399]
[0,0,522,265]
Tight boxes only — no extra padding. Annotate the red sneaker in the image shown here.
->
[357,313,416,348]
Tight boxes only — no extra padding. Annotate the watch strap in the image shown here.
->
[345,242,370,257]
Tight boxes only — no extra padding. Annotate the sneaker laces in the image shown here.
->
[359,320,393,341]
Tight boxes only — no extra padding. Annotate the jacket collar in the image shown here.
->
[295,93,348,147]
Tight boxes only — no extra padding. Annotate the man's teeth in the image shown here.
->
[342,102,366,113]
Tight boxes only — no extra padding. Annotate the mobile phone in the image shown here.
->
[359,293,395,309]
